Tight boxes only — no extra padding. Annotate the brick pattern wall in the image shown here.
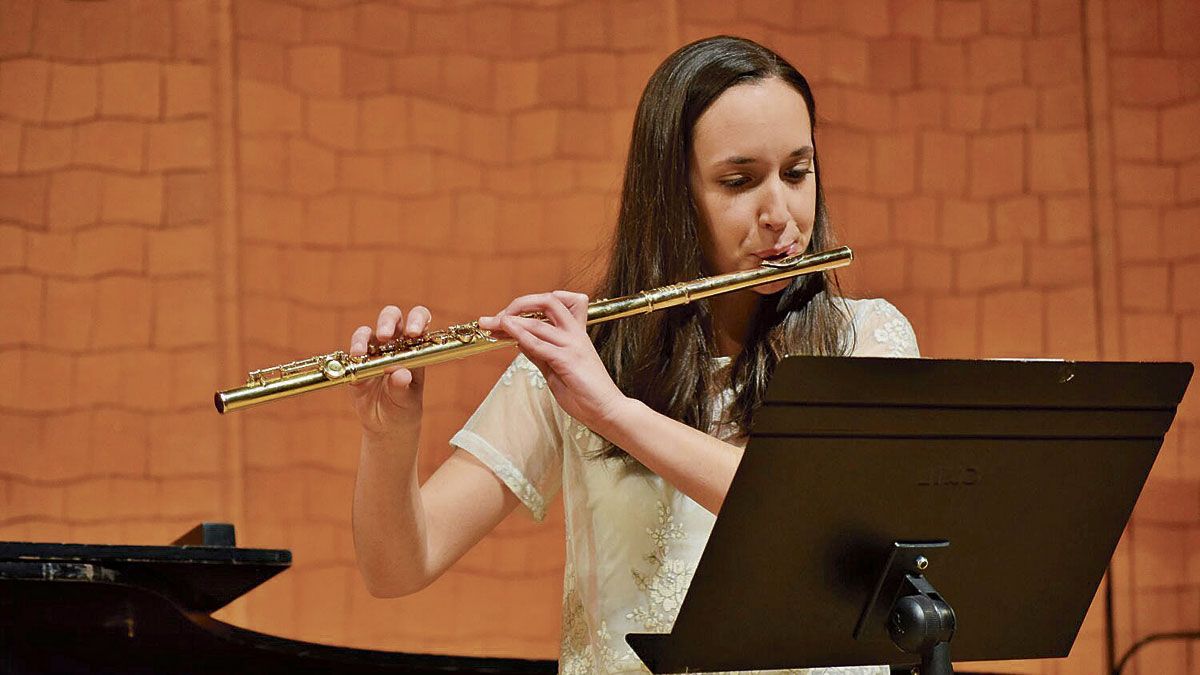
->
[1,0,1198,671]
[0,0,229,563]
[1102,0,1200,672]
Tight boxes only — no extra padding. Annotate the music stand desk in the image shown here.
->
[628,356,1193,673]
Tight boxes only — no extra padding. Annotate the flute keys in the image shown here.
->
[322,357,348,379]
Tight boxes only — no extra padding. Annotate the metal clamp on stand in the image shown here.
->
[855,541,956,675]
[889,571,956,675]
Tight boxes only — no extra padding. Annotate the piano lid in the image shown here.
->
[0,538,290,613]
[0,526,557,674]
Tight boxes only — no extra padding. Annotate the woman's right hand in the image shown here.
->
[347,305,432,440]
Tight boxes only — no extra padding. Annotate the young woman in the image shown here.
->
[348,36,917,675]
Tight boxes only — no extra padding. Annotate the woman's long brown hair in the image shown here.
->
[588,36,852,460]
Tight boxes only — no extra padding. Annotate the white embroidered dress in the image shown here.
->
[450,298,919,675]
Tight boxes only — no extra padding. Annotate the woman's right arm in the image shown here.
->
[349,305,521,597]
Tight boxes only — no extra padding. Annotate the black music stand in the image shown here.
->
[626,357,1193,673]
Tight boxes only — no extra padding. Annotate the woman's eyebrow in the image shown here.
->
[717,155,757,166]
[714,146,815,167]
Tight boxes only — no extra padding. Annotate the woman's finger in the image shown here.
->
[349,325,373,356]
[481,292,582,330]
[477,314,505,335]
[479,298,531,334]
[376,305,403,340]
[494,293,561,319]
[377,368,415,409]
[551,290,589,324]
[388,367,414,389]
[501,315,559,358]
[348,326,375,390]
[505,315,569,348]
[536,295,579,331]
[404,305,432,337]
[350,322,403,390]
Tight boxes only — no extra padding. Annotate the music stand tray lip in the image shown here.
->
[626,356,1192,673]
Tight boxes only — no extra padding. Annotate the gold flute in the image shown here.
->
[215,246,853,414]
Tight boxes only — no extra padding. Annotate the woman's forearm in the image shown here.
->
[591,398,743,514]
[352,431,432,597]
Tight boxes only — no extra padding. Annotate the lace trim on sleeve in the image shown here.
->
[450,429,548,522]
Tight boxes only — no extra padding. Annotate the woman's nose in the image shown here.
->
[757,180,794,231]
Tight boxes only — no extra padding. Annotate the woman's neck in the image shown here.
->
[708,290,761,358]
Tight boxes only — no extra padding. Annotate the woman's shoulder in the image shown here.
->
[494,353,580,425]
[499,352,549,390]
[831,296,920,358]
[836,296,907,322]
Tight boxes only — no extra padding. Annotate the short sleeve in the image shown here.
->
[450,355,564,522]
[846,298,920,358]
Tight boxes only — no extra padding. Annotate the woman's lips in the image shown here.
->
[754,241,798,260]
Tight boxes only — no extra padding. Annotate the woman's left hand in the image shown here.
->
[479,291,630,433]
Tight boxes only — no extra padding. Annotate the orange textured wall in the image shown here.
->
[1100,0,1200,672]
[1,0,1197,673]
[0,0,227,566]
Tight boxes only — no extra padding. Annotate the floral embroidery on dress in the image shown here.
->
[560,566,596,675]
[562,565,640,674]
[500,355,548,388]
[627,501,691,632]
[594,621,639,672]
[873,318,910,356]
[570,417,594,442]
[866,300,917,357]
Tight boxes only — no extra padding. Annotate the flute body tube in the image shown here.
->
[214,246,853,414]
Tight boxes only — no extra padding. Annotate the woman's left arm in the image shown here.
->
[478,291,742,515]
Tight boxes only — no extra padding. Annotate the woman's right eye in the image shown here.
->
[719,175,751,188]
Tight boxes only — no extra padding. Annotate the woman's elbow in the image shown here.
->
[358,567,435,598]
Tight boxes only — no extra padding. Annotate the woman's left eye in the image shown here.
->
[783,167,813,182]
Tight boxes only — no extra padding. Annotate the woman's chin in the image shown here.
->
[752,280,791,296]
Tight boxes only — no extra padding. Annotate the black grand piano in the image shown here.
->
[0,523,557,674]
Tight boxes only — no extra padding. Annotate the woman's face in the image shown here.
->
[688,77,817,295]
